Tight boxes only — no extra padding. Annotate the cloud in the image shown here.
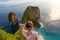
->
[0,0,38,5]
[0,1,30,6]
[0,0,51,6]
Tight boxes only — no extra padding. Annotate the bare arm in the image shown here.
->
[34,32,38,40]
[19,24,25,30]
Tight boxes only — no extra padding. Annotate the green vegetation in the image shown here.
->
[0,27,26,40]
[14,29,26,40]
[21,6,40,27]
[0,29,14,40]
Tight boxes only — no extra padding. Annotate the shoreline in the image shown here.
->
[34,28,44,40]
[33,22,44,40]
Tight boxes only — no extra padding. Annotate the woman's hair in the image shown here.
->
[25,21,32,30]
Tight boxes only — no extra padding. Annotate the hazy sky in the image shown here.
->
[0,0,51,5]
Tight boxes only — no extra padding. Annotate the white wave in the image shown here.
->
[39,22,44,28]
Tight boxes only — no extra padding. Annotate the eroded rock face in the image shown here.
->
[21,6,40,27]
[8,12,19,34]
[8,12,18,26]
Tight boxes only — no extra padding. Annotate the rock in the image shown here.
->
[8,12,18,26]
[8,12,19,34]
[21,6,41,27]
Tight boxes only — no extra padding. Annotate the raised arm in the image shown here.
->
[34,32,38,40]
[19,24,25,30]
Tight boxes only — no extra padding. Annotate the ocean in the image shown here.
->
[0,1,60,40]
[35,27,60,40]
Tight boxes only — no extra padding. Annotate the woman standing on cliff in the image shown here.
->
[20,21,38,40]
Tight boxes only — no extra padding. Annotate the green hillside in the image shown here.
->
[0,28,26,40]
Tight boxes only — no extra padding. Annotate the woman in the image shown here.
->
[20,21,38,40]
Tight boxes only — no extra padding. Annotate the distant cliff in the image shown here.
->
[21,6,40,27]
[8,12,19,34]
[8,12,18,26]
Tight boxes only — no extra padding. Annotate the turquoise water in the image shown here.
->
[35,27,60,40]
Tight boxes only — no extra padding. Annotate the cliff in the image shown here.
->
[8,12,18,26]
[21,6,40,27]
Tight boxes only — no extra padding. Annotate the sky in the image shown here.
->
[0,0,51,6]
[0,0,60,6]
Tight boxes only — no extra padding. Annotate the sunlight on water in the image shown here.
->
[49,0,60,21]
[44,0,60,35]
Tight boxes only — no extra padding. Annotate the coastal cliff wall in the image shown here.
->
[21,6,40,27]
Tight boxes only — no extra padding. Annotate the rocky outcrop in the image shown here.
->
[8,12,19,34]
[8,12,18,26]
[21,6,40,27]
